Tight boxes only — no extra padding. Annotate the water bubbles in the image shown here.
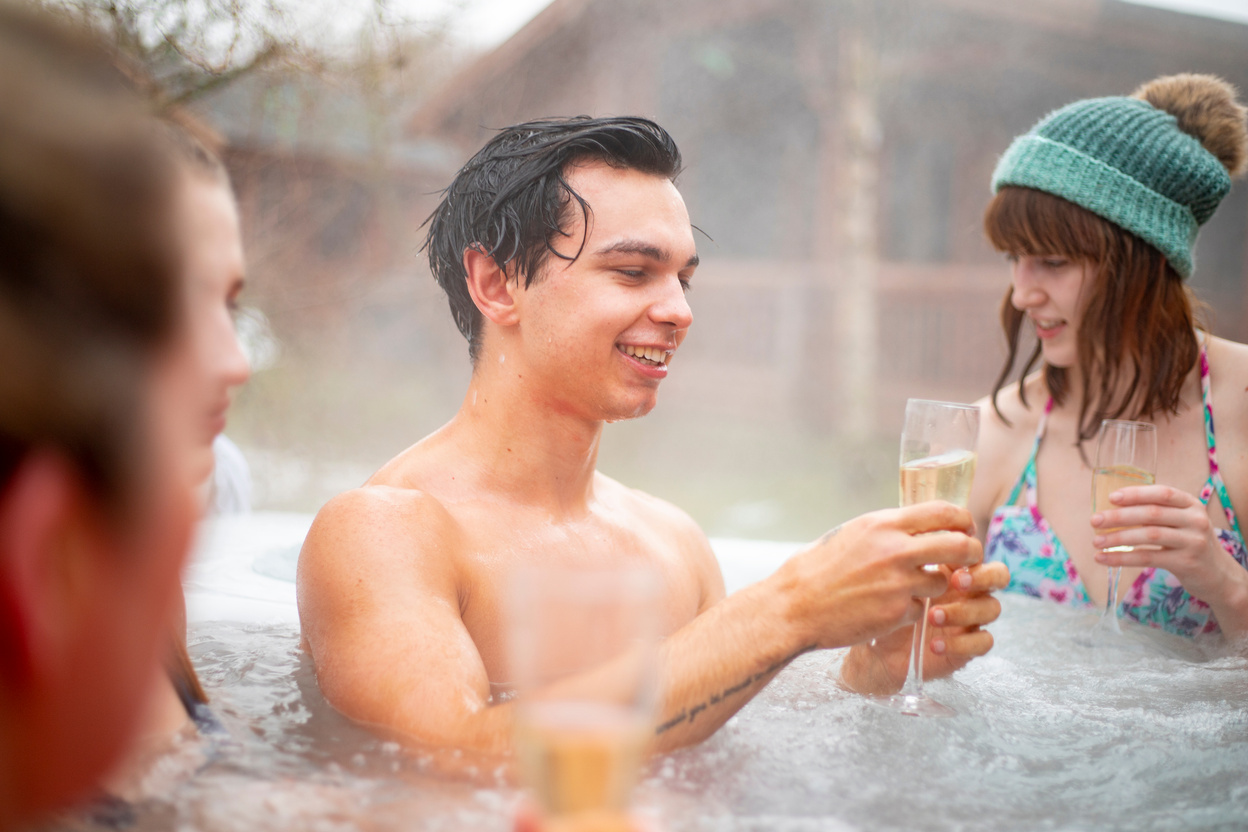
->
[162,592,1248,831]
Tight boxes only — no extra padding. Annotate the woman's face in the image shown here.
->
[173,172,251,485]
[1009,253,1093,369]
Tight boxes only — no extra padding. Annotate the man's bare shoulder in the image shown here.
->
[298,485,460,589]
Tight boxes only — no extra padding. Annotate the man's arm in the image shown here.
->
[299,493,980,758]
[648,502,980,750]
[297,488,512,756]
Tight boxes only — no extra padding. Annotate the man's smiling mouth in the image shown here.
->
[618,344,672,366]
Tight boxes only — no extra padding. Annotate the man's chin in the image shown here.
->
[603,395,659,422]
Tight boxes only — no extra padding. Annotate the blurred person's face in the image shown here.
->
[508,161,697,421]
[6,355,198,820]
[173,172,251,485]
[1008,253,1092,370]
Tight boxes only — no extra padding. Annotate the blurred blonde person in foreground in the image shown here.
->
[296,116,1007,774]
[0,7,202,828]
[967,74,1248,643]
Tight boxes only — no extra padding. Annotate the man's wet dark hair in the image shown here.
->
[424,116,682,362]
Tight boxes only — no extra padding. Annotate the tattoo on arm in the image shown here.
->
[654,644,818,736]
[817,524,843,546]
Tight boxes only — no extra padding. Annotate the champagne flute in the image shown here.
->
[508,566,661,832]
[1090,419,1157,638]
[880,399,979,718]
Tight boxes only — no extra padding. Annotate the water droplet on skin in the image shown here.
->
[499,353,506,364]
[472,391,477,405]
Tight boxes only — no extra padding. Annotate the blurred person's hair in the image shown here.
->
[424,116,682,362]
[0,3,180,517]
[158,105,232,187]
[986,75,1247,444]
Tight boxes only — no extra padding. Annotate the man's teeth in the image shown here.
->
[621,344,670,365]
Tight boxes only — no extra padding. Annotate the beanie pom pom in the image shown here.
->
[1133,73,1248,178]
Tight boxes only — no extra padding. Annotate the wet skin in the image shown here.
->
[966,254,1248,640]
[296,160,991,762]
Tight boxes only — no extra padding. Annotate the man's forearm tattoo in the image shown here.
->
[817,524,843,546]
[654,644,818,736]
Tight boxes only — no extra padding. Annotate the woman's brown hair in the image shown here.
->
[984,186,1202,445]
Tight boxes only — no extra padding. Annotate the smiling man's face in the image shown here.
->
[510,159,698,422]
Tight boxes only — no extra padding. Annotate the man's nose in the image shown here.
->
[651,275,693,330]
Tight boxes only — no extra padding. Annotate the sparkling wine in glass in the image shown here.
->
[1090,419,1157,638]
[881,399,979,718]
[508,566,661,832]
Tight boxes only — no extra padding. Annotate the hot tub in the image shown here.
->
[157,512,1248,831]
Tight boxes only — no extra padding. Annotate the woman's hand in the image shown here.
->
[840,562,1010,695]
[1092,486,1245,602]
[1092,485,1248,636]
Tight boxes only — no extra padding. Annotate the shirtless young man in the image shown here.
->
[297,117,1007,758]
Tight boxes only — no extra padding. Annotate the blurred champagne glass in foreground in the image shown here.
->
[881,399,979,718]
[509,567,661,832]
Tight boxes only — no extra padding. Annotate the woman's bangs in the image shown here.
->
[984,186,1103,262]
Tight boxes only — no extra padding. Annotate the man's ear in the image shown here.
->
[463,246,521,329]
[0,453,85,691]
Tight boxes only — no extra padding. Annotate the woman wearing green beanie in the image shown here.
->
[967,74,1248,642]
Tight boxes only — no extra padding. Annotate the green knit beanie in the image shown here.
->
[991,96,1232,278]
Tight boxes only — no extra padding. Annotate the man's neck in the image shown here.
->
[444,352,604,517]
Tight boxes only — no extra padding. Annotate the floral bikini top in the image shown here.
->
[984,345,1248,638]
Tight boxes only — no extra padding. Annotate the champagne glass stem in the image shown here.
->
[902,599,931,697]
[1102,566,1123,634]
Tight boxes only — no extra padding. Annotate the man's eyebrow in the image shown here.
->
[595,239,669,261]
[595,239,699,269]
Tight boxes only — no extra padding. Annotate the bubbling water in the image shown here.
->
[83,598,1245,832]
[54,514,1248,831]
[648,597,1248,831]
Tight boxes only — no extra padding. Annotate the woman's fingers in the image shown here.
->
[930,628,994,659]
[1093,504,1191,532]
[934,561,1010,603]
[931,594,1001,628]
[1094,520,1208,553]
[964,561,1011,592]
[1103,485,1199,509]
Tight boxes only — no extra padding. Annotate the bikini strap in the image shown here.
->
[1003,397,1054,508]
[1197,343,1245,538]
